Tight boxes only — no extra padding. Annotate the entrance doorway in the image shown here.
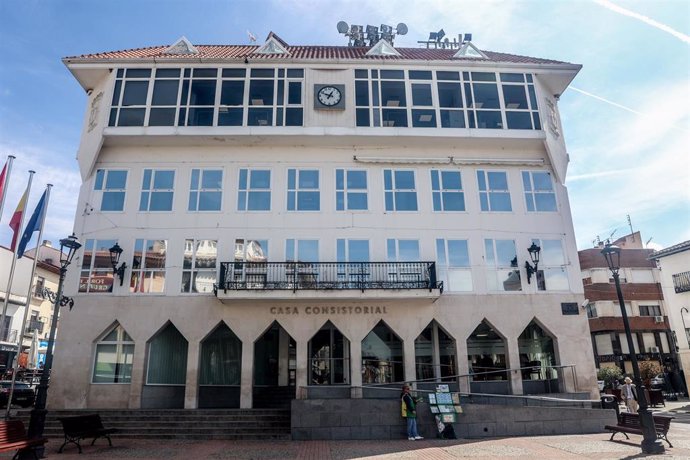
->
[253,321,296,408]
[308,321,350,385]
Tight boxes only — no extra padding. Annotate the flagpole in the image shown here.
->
[0,155,16,223]
[0,170,35,345]
[5,184,51,419]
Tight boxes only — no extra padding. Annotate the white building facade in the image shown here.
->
[51,33,596,410]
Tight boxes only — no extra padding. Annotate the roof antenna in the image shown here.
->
[645,237,653,248]
[627,214,634,240]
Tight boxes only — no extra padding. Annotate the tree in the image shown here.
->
[638,360,661,386]
[597,366,623,389]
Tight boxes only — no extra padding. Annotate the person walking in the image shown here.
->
[401,384,423,440]
[621,376,638,414]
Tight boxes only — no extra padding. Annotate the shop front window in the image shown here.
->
[362,321,403,384]
[467,321,508,381]
[309,321,350,385]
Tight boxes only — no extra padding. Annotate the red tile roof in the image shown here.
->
[64,44,571,65]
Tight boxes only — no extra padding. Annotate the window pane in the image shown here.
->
[412,109,436,127]
[502,85,528,109]
[409,70,432,80]
[106,171,127,189]
[356,109,370,126]
[475,111,503,129]
[489,192,511,211]
[149,108,177,126]
[382,109,407,127]
[438,82,462,108]
[248,108,272,126]
[441,171,461,189]
[285,108,303,126]
[348,193,367,210]
[532,172,553,191]
[150,192,173,211]
[102,192,125,211]
[189,80,216,105]
[117,108,145,126]
[440,110,465,128]
[487,172,507,190]
[347,171,366,188]
[447,240,469,266]
[472,83,500,109]
[187,108,214,126]
[250,170,270,188]
[220,80,245,106]
[154,171,175,189]
[395,171,415,189]
[152,80,179,105]
[299,170,319,188]
[355,81,369,106]
[122,81,148,106]
[506,112,532,129]
[218,108,243,126]
[495,240,517,266]
[380,81,406,107]
[248,191,271,210]
[395,192,417,210]
[442,192,465,211]
[198,191,222,211]
[535,193,557,211]
[297,191,319,210]
[411,84,432,106]
[249,80,274,105]
[201,170,222,189]
[349,241,369,262]
[288,82,301,104]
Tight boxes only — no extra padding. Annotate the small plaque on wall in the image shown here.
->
[561,302,579,315]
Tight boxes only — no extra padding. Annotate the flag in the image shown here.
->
[17,190,48,258]
[9,190,27,251]
[0,160,8,206]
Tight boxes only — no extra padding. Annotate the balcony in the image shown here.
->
[673,271,690,293]
[25,320,45,335]
[214,261,443,301]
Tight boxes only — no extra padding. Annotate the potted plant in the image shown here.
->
[638,360,661,388]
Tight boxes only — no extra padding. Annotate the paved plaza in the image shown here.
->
[3,401,690,459]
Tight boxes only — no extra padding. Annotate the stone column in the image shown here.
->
[240,342,254,408]
[350,339,362,398]
[295,337,309,396]
[184,339,199,409]
[455,338,471,393]
[128,341,147,408]
[404,335,416,385]
[506,337,523,395]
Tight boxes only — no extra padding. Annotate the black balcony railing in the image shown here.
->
[26,320,45,335]
[673,271,690,294]
[215,261,443,294]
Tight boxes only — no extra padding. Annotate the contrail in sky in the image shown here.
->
[594,0,690,44]
[569,86,690,133]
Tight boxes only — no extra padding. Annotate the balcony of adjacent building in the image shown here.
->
[673,271,690,294]
[214,261,443,301]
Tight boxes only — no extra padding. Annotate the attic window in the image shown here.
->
[164,37,198,55]
[453,42,488,59]
[256,38,290,55]
[365,40,401,57]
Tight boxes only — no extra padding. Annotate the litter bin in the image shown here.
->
[600,394,619,418]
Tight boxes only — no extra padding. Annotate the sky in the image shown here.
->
[0,0,688,253]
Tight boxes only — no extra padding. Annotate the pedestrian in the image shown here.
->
[401,384,423,441]
[621,376,638,414]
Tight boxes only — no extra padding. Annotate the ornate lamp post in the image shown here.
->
[681,307,690,347]
[524,242,541,285]
[26,234,81,456]
[601,243,664,454]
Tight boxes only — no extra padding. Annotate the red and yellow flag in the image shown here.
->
[9,190,27,251]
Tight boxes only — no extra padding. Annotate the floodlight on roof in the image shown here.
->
[429,32,438,40]
[338,20,405,46]
[464,33,473,42]
[437,29,446,41]
[380,24,393,34]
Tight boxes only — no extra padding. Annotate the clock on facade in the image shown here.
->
[314,84,345,109]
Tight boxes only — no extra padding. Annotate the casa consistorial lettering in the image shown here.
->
[269,305,388,315]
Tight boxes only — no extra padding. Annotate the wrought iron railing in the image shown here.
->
[673,271,690,293]
[215,261,443,293]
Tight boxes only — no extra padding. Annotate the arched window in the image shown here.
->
[199,323,241,385]
[361,321,403,384]
[415,321,457,382]
[518,321,557,385]
[92,323,134,383]
[467,321,508,381]
[146,323,188,385]
[308,321,350,385]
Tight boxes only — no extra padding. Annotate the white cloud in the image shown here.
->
[594,0,690,44]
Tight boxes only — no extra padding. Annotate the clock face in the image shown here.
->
[317,86,342,106]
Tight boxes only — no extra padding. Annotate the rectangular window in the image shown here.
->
[33,276,45,298]
[586,304,597,318]
[522,171,557,212]
[336,169,368,211]
[530,239,569,291]
[233,239,268,288]
[287,169,320,211]
[179,68,217,126]
[477,170,511,211]
[639,305,661,316]
[130,239,167,293]
[149,68,181,126]
[238,169,271,211]
[484,239,521,291]
[500,73,540,130]
[94,169,128,211]
[436,71,465,128]
[436,239,472,291]
[594,334,613,355]
[431,170,465,211]
[386,239,420,262]
[79,239,117,293]
[286,239,319,262]
[182,239,217,293]
[384,169,418,211]
[140,169,175,211]
[109,68,151,127]
[337,239,370,285]
[466,72,502,129]
[188,169,222,211]
[219,68,246,126]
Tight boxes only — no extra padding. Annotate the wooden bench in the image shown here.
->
[0,420,47,460]
[57,414,117,454]
[605,412,674,447]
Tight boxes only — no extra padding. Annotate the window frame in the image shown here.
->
[335,168,369,211]
[91,324,135,384]
[287,168,321,212]
[129,239,168,294]
[237,168,272,211]
[94,169,128,212]
[188,168,223,212]
[181,239,218,294]
[477,169,512,212]
[430,169,465,212]
[522,170,557,212]
[79,238,118,294]
[140,168,176,212]
[383,169,418,212]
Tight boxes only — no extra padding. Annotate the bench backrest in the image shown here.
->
[619,412,673,432]
[0,420,28,443]
[58,414,105,435]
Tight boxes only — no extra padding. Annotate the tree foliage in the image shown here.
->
[597,366,623,388]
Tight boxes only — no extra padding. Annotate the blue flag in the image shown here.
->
[17,190,48,258]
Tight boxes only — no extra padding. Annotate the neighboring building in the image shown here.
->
[580,232,678,378]
[52,30,596,410]
[0,242,61,370]
[650,240,690,392]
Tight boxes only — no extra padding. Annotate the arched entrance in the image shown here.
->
[415,320,457,386]
[308,321,350,386]
[361,320,404,394]
[142,322,188,408]
[467,320,510,394]
[518,320,559,394]
[253,321,296,408]
[198,322,242,408]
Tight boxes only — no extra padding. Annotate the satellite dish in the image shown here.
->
[337,21,349,34]
[396,23,408,35]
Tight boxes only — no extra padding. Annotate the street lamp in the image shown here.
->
[108,242,127,286]
[601,243,664,454]
[26,234,81,457]
[524,242,541,285]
